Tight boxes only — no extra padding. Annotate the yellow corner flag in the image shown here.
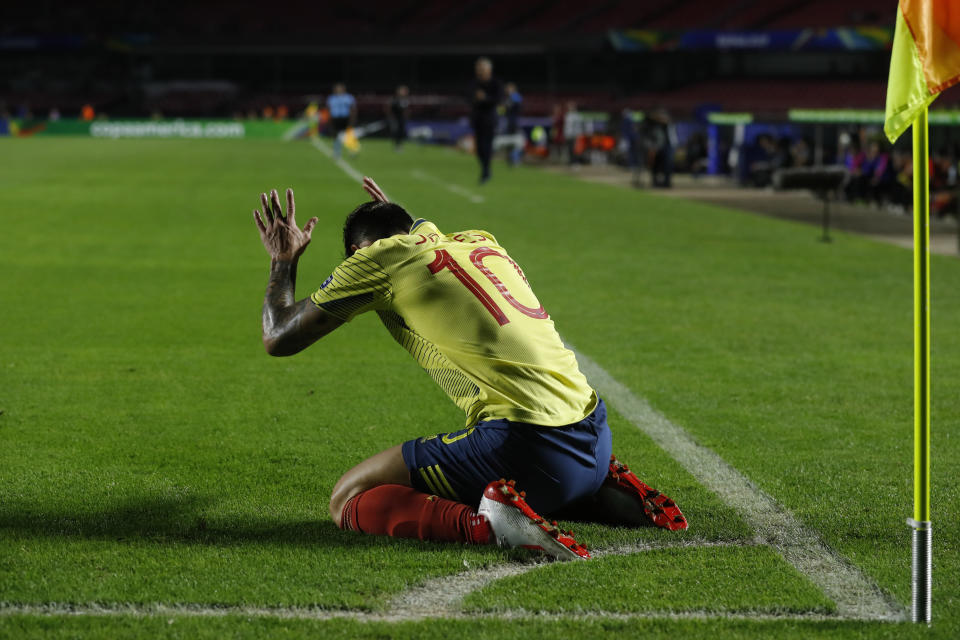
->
[883,0,960,626]
[885,0,960,142]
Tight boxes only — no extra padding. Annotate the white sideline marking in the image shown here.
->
[309,134,481,206]
[410,169,485,204]
[0,602,856,623]
[568,344,906,622]
[309,137,375,193]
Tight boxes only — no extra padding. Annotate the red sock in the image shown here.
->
[340,484,491,545]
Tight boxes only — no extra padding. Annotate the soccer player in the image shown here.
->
[326,83,356,159]
[252,178,687,560]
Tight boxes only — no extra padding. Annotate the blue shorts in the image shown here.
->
[401,398,612,514]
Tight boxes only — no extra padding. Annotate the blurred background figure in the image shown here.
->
[503,82,523,166]
[620,108,643,187]
[550,104,566,162]
[747,134,786,187]
[386,85,410,151]
[326,82,356,159]
[305,100,320,138]
[646,108,675,188]
[471,57,502,184]
[685,131,708,178]
[563,101,583,166]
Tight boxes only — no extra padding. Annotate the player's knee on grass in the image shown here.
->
[329,474,369,527]
[328,444,411,527]
[328,487,347,527]
[329,480,363,527]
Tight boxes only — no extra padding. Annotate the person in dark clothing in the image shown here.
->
[503,82,523,167]
[646,109,674,188]
[471,58,503,184]
[386,85,410,151]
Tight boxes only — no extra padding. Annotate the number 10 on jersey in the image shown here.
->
[428,248,548,325]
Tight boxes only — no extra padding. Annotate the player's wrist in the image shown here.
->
[270,255,298,269]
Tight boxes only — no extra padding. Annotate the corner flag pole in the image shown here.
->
[909,106,932,625]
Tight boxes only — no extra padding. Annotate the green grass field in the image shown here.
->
[1,136,958,639]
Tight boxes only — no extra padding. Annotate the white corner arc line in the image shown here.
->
[410,169,485,204]
[386,538,749,618]
[0,540,835,624]
[568,343,906,622]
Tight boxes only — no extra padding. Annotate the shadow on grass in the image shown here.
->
[0,493,415,550]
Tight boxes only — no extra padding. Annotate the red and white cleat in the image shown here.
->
[602,456,688,531]
[478,479,590,561]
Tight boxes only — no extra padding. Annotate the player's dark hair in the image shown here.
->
[343,201,414,257]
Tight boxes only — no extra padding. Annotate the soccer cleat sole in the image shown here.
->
[478,479,590,561]
[606,456,688,531]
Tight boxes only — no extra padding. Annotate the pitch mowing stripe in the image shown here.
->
[568,344,906,622]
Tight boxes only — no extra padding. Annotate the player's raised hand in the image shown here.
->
[362,176,389,202]
[253,188,318,262]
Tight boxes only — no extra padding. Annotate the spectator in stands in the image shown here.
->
[790,138,811,168]
[842,138,867,202]
[503,82,523,166]
[889,149,912,211]
[932,146,958,218]
[327,83,357,159]
[864,141,894,206]
[748,134,788,187]
[471,57,503,184]
[563,101,584,167]
[386,85,410,151]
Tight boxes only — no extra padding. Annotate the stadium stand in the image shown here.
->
[0,0,909,121]
[767,0,888,29]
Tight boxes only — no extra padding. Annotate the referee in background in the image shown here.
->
[327,83,357,159]
[471,58,502,184]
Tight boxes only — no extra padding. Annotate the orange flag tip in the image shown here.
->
[884,0,960,142]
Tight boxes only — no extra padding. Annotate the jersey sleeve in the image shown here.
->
[310,252,392,322]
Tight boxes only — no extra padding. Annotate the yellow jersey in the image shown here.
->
[310,219,596,427]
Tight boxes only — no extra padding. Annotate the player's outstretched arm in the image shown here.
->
[254,188,343,356]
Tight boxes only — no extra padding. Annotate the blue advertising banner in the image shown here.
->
[609,27,893,52]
